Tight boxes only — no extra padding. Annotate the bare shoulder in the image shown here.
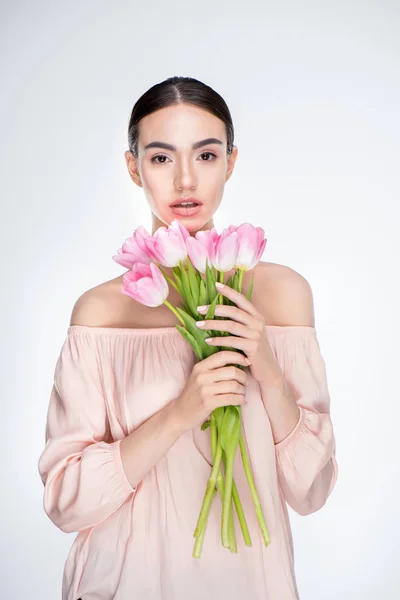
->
[256,261,315,327]
[69,270,184,329]
[69,261,315,329]
[257,261,312,290]
[69,275,127,327]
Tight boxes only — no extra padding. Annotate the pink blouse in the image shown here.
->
[38,324,338,600]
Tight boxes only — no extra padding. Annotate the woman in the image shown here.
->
[38,76,338,600]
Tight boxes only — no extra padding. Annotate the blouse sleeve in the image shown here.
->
[37,331,136,534]
[268,327,338,516]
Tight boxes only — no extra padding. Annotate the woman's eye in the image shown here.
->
[200,152,216,161]
[150,152,216,164]
[151,154,168,164]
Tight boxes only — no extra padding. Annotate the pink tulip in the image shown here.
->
[232,223,267,270]
[145,219,189,267]
[209,227,240,272]
[186,229,214,273]
[112,225,154,269]
[120,262,169,307]
[173,219,191,242]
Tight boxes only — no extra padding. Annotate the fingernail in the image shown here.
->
[215,282,224,289]
[197,305,208,311]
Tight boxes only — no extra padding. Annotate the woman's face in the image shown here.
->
[125,103,238,235]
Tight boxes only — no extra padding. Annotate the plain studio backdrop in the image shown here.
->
[1,1,398,598]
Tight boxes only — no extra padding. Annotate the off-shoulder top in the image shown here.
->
[38,324,338,600]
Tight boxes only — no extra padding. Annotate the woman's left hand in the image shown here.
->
[195,282,282,386]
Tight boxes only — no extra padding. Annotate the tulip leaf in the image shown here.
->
[205,293,226,339]
[234,272,241,292]
[220,274,237,308]
[186,256,199,307]
[212,406,225,431]
[205,258,216,304]
[193,257,202,285]
[180,264,198,316]
[215,342,238,352]
[246,272,254,301]
[204,345,220,358]
[201,420,211,431]
[198,278,207,307]
[196,268,202,286]
[175,325,205,360]
[157,267,181,295]
[219,406,242,459]
[180,299,192,314]
[172,265,183,295]
[173,264,182,279]
[225,274,234,288]
[205,293,218,320]
[175,306,212,347]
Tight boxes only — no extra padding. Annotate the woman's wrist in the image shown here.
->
[119,398,186,489]
[164,397,188,438]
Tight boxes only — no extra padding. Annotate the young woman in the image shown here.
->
[38,76,338,600]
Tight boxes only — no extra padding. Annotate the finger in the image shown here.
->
[202,304,253,326]
[215,282,260,318]
[213,367,248,385]
[205,350,250,368]
[205,304,252,326]
[209,381,246,395]
[205,336,253,352]
[210,387,247,407]
[198,319,259,339]
[224,393,248,407]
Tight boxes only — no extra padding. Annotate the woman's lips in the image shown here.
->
[170,204,202,216]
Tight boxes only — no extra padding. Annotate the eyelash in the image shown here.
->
[150,152,217,164]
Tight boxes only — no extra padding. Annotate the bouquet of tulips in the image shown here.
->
[113,219,271,558]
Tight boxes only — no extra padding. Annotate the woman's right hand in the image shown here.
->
[172,350,251,433]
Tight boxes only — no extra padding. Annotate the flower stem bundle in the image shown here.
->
[114,219,271,557]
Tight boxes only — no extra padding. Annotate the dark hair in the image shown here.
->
[127,76,234,158]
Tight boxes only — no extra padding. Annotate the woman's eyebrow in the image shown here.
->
[143,138,224,151]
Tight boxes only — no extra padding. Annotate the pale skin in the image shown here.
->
[70,103,317,489]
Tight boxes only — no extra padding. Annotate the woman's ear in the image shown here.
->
[124,150,142,187]
[225,145,238,182]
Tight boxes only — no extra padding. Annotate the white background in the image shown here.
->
[1,0,399,598]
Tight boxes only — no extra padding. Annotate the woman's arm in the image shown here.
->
[119,399,185,489]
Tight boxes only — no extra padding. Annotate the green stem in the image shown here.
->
[238,268,244,290]
[238,434,271,547]
[193,438,223,539]
[222,452,252,547]
[193,486,217,558]
[211,415,237,552]
[158,266,181,294]
[193,416,223,558]
[221,449,236,548]
[228,489,237,552]
[163,299,186,325]
[210,414,217,458]
[217,270,225,306]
